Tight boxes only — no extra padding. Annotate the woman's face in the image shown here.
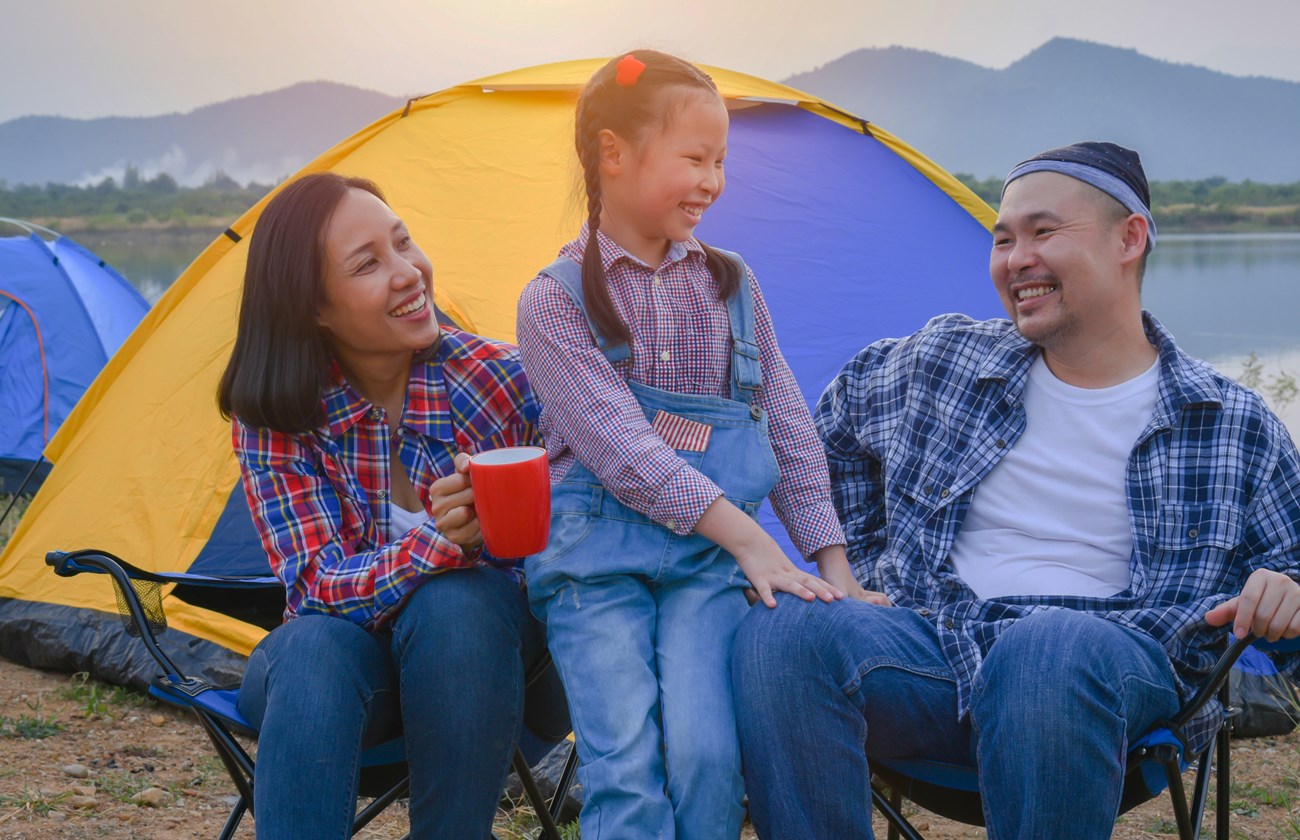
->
[316,188,439,367]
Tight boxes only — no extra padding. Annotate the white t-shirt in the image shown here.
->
[389,502,432,541]
[949,355,1159,599]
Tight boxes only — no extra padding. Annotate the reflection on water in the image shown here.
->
[1143,233,1300,362]
[75,228,223,305]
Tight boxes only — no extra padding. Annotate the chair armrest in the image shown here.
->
[45,548,185,680]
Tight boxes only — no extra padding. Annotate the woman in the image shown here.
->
[217,172,566,838]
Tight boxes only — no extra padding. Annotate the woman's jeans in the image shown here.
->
[238,566,565,839]
[732,596,1182,840]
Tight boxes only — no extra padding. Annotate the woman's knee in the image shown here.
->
[239,615,395,729]
[394,567,524,646]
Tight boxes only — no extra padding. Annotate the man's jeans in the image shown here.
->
[732,596,1181,839]
[239,566,561,839]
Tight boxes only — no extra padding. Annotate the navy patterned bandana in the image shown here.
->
[1003,141,1157,251]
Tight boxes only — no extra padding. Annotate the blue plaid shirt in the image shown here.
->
[815,312,1300,750]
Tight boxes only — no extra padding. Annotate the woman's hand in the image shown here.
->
[428,453,482,553]
[813,545,891,606]
[693,497,843,608]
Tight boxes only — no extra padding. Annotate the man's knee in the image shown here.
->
[734,595,832,679]
[974,610,1176,728]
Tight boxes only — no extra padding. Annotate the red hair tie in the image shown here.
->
[616,54,647,87]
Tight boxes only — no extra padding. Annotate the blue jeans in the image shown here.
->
[732,596,1182,840]
[238,566,564,840]
[535,560,750,840]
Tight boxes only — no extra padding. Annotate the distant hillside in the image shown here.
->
[0,82,407,187]
[784,38,1300,182]
[5,42,1299,187]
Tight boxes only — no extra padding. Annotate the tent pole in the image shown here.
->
[0,458,45,532]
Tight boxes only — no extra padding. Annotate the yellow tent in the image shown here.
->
[0,59,996,685]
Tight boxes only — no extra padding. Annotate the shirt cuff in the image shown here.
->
[647,466,724,536]
[782,501,848,561]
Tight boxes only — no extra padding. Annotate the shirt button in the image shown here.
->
[653,275,662,286]
[1188,528,1199,539]
[660,350,671,362]
[918,608,931,617]
[924,485,934,495]
[665,520,677,531]
[940,488,951,499]
[945,619,955,630]
[369,409,383,421]
[996,438,1007,448]
[377,489,389,500]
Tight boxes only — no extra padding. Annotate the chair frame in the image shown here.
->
[868,634,1287,840]
[47,548,579,840]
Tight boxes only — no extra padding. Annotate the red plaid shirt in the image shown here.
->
[516,231,844,559]
[234,329,540,628]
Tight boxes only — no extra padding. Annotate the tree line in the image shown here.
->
[2,171,1298,233]
[0,167,274,229]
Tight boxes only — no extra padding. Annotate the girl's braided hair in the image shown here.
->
[574,50,740,347]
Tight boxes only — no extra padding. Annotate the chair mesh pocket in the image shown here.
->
[113,579,167,637]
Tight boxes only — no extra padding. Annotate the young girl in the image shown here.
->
[516,51,870,838]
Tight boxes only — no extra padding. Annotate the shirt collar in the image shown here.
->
[575,223,705,273]
[976,311,1224,416]
[320,332,473,443]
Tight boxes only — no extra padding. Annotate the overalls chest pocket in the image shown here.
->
[1149,503,1247,596]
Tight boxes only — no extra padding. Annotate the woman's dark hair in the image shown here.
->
[217,172,387,432]
[575,50,740,346]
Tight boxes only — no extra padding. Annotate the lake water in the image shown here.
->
[83,229,1300,433]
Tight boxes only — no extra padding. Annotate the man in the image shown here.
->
[732,142,1300,839]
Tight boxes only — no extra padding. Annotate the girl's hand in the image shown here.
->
[735,547,844,608]
[429,453,482,553]
[693,496,843,608]
[814,546,892,606]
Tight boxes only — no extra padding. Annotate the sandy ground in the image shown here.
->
[3,655,1299,839]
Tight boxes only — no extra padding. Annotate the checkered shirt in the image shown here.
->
[234,328,540,628]
[516,230,844,559]
[815,311,1300,751]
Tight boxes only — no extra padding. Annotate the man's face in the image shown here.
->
[990,172,1139,353]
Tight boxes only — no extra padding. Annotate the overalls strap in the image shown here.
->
[711,247,763,409]
[539,257,632,365]
[539,251,764,408]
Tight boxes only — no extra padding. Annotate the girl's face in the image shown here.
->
[316,188,439,369]
[599,88,729,267]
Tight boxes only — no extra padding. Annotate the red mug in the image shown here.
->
[468,446,551,558]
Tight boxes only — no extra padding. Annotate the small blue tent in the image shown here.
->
[0,220,149,492]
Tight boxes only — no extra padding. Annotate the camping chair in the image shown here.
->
[869,634,1300,840]
[47,548,580,840]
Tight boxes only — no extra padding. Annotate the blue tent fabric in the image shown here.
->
[0,228,148,491]
[693,105,1000,567]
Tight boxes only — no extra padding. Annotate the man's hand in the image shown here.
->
[428,452,482,553]
[1205,569,1300,642]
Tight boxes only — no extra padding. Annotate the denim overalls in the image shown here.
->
[526,252,779,840]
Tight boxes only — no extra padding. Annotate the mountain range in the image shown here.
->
[785,38,1300,182]
[0,82,406,188]
[2,38,1298,187]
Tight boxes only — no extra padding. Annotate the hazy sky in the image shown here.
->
[4,0,1298,124]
